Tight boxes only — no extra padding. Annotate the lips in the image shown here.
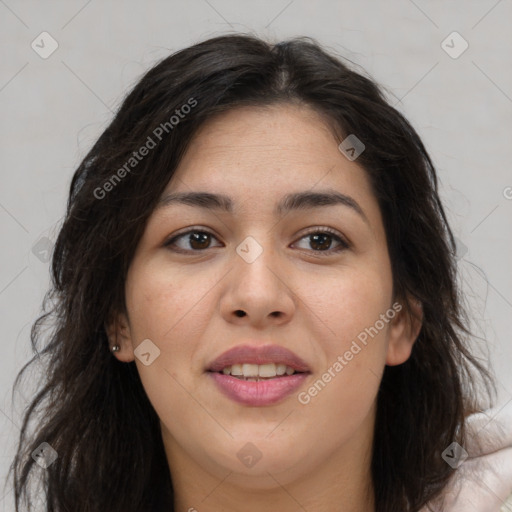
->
[206,343,311,373]
[206,343,312,406]
[208,371,309,406]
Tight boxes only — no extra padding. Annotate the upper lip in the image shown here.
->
[207,343,311,373]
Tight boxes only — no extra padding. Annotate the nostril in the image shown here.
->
[235,310,246,317]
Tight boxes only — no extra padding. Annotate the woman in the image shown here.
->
[10,33,508,511]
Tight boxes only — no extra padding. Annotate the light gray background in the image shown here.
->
[1,1,511,509]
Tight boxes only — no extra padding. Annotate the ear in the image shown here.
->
[105,311,136,363]
[385,296,423,366]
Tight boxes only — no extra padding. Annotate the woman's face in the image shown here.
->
[111,103,419,501]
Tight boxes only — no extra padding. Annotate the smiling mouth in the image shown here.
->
[207,367,309,406]
[209,362,307,381]
[215,374,302,382]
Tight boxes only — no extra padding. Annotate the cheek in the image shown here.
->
[126,260,213,343]
[124,260,227,401]
[310,265,392,348]
[297,267,391,412]
[123,264,215,428]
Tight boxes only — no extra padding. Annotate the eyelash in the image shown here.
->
[163,226,350,256]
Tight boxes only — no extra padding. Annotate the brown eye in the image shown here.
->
[164,227,349,256]
[164,230,222,252]
[293,228,350,255]
[188,232,212,250]
[309,233,333,251]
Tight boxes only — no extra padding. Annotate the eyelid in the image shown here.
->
[163,226,220,245]
[298,226,350,249]
[163,227,220,254]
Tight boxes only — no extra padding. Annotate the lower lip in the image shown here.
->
[208,372,309,406]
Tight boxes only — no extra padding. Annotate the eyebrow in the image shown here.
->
[156,189,369,224]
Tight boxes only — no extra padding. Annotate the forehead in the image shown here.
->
[163,104,373,206]
[185,103,338,150]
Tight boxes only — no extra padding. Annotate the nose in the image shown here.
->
[219,235,296,328]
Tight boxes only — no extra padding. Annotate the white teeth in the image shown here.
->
[276,364,287,376]
[219,363,298,378]
[258,363,277,377]
[242,363,259,377]
[230,364,243,376]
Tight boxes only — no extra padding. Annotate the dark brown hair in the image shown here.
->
[10,33,495,511]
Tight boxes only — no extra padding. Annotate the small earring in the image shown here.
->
[111,344,121,352]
